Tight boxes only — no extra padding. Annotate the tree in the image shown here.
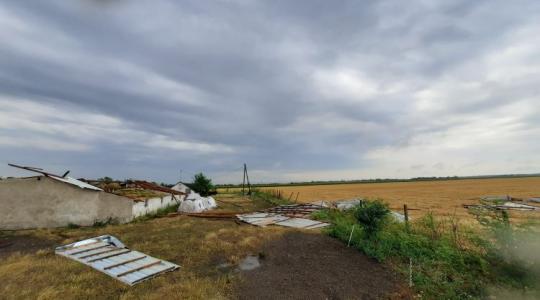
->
[190,173,215,196]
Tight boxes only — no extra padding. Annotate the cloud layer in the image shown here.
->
[1,0,539,183]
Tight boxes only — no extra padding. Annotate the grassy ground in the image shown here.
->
[0,193,287,300]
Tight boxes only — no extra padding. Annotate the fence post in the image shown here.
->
[409,258,413,287]
[347,225,356,247]
[403,204,409,233]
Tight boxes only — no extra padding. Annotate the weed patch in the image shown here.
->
[316,200,540,299]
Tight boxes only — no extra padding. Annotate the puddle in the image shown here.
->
[238,255,261,271]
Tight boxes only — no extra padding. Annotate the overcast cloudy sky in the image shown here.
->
[1,0,539,184]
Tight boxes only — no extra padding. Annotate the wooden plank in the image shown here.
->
[87,249,132,263]
[103,256,147,270]
[116,260,162,277]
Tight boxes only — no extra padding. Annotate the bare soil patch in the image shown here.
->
[235,231,411,300]
[0,234,59,258]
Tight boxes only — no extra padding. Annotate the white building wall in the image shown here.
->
[132,194,182,217]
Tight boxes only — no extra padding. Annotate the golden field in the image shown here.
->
[266,177,540,221]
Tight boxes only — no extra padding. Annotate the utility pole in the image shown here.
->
[242,163,252,196]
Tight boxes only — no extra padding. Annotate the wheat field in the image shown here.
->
[266,177,540,221]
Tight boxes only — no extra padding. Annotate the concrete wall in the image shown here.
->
[0,176,134,229]
[132,194,181,217]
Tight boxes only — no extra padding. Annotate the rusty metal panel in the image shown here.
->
[55,235,179,285]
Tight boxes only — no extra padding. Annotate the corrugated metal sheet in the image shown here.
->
[50,176,103,191]
[529,197,540,203]
[237,213,330,229]
[274,218,330,229]
[237,213,290,227]
[55,235,179,285]
[335,199,363,211]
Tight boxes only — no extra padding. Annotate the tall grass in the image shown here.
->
[312,201,540,299]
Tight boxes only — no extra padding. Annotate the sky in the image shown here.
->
[1,0,539,184]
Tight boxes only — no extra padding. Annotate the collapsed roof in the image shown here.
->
[8,163,102,191]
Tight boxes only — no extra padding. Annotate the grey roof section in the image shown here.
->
[55,235,179,285]
[237,212,330,229]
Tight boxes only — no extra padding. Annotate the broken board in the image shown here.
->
[55,235,179,285]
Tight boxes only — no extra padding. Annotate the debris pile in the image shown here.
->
[237,203,330,230]
[178,190,217,213]
[464,195,539,211]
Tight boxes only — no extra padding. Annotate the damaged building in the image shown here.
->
[0,164,185,229]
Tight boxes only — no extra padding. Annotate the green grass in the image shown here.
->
[313,202,540,299]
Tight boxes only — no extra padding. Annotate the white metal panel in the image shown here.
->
[237,213,289,227]
[237,213,330,229]
[49,176,103,191]
[274,218,330,229]
[55,235,179,285]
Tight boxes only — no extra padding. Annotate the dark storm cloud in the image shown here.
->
[1,0,540,183]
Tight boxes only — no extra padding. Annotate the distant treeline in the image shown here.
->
[216,173,540,188]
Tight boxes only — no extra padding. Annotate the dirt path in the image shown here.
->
[235,231,410,300]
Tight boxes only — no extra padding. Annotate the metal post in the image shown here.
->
[347,225,356,247]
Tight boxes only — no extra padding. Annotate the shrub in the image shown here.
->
[353,200,389,236]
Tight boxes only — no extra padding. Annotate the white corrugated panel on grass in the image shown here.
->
[237,213,330,229]
[274,218,330,229]
[55,235,179,285]
[237,213,290,227]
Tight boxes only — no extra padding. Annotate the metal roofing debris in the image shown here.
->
[237,203,330,229]
[464,201,538,211]
[335,199,363,211]
[133,181,185,195]
[481,195,512,201]
[49,176,103,191]
[528,197,540,203]
[500,202,537,210]
[264,203,325,218]
[274,217,330,229]
[8,163,102,191]
[55,235,179,286]
[237,213,290,227]
[391,211,407,223]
